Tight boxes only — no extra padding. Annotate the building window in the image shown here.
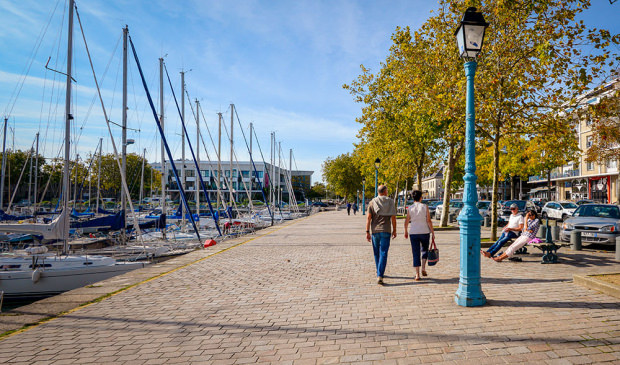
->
[241,170,250,178]
[607,159,617,169]
[586,136,592,148]
[587,162,594,171]
[201,170,209,177]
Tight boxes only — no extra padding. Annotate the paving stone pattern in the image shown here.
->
[0,211,619,364]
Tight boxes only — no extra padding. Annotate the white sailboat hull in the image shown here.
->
[0,255,144,298]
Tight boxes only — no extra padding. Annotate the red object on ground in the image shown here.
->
[204,239,217,247]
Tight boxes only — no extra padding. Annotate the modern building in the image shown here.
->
[150,160,312,203]
[528,78,619,203]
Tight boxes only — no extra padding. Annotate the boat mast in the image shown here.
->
[0,117,7,209]
[249,122,252,201]
[217,112,222,212]
[195,99,200,217]
[139,148,145,209]
[278,141,282,208]
[180,70,186,227]
[289,148,293,211]
[230,104,234,205]
[159,57,166,217]
[121,25,128,244]
[96,138,102,212]
[33,132,39,211]
[28,147,33,206]
[62,0,75,253]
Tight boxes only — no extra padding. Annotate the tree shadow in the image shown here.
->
[488,299,619,309]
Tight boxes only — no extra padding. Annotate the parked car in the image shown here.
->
[541,201,578,221]
[312,202,328,207]
[576,199,595,206]
[499,200,536,222]
[427,201,442,218]
[435,199,458,219]
[560,204,620,246]
[477,201,492,217]
[531,200,545,213]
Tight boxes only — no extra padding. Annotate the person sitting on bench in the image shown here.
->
[482,203,523,258]
[494,210,541,262]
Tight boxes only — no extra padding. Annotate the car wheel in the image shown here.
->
[542,212,547,219]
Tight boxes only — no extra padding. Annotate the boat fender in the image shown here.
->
[32,268,42,283]
[25,246,48,255]
[204,239,217,248]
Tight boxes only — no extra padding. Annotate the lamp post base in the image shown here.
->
[455,281,486,307]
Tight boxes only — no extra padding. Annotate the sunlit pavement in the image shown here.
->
[0,210,618,364]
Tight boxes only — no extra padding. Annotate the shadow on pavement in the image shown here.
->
[488,299,619,309]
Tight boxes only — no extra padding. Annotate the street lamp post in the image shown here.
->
[356,189,359,208]
[374,158,381,197]
[454,7,489,307]
[362,177,366,215]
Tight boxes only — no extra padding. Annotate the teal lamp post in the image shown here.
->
[374,158,381,197]
[362,177,366,215]
[454,7,489,307]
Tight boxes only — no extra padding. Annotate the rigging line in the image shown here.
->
[232,107,272,218]
[75,6,146,247]
[186,95,233,214]
[3,0,62,118]
[195,102,236,212]
[75,32,122,147]
[251,125,280,218]
[128,39,206,241]
[277,143,297,213]
[163,63,222,234]
[218,109,254,214]
[185,94,228,210]
[7,138,37,212]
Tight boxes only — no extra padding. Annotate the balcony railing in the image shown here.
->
[528,169,580,182]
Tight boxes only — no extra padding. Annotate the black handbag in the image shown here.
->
[427,237,439,266]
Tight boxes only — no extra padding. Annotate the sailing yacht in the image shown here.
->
[0,0,144,299]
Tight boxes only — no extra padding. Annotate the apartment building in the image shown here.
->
[528,78,619,203]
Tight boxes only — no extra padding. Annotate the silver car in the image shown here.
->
[560,204,620,246]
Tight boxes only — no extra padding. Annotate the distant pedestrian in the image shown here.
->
[494,210,540,262]
[347,202,352,215]
[352,203,358,215]
[481,203,523,258]
[366,185,397,285]
[404,190,435,281]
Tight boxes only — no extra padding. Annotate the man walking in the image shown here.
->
[366,185,397,285]
[347,202,352,215]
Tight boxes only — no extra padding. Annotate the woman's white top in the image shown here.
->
[408,202,430,234]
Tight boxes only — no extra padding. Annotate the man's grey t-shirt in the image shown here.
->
[368,196,396,233]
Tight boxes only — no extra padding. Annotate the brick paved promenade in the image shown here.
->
[0,211,619,364]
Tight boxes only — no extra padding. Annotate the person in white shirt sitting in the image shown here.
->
[481,203,523,258]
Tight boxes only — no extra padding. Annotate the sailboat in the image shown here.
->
[0,0,144,299]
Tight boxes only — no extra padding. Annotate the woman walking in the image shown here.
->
[404,190,435,281]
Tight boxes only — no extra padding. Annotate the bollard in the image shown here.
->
[538,225,546,239]
[484,216,490,227]
[570,230,582,251]
[616,236,620,261]
[448,213,454,224]
[551,226,560,242]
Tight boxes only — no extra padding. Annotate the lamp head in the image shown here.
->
[455,7,489,61]
[374,158,381,170]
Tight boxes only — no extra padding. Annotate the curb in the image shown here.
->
[573,273,620,299]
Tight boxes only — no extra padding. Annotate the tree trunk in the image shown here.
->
[547,169,552,202]
[510,175,515,200]
[416,146,425,190]
[440,143,456,227]
[490,132,501,241]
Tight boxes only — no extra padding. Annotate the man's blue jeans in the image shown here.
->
[486,231,518,256]
[372,232,391,278]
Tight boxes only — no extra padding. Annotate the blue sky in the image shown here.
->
[0,1,618,184]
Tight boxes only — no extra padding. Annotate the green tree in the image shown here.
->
[322,153,363,202]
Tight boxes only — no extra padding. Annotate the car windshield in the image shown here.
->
[573,205,620,219]
[430,201,442,207]
[560,202,578,209]
[503,200,525,210]
[477,202,490,209]
[450,202,464,208]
